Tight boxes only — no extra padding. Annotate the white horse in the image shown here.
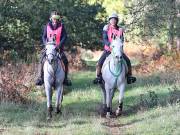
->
[100,38,128,118]
[44,41,65,120]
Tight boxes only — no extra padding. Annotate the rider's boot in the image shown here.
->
[64,71,72,86]
[93,65,102,84]
[127,67,136,84]
[123,53,136,84]
[35,51,46,86]
[63,64,72,86]
[35,62,44,86]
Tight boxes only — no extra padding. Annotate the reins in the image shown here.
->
[45,52,59,79]
[108,44,126,88]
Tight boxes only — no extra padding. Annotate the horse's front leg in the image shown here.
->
[55,83,63,114]
[100,83,107,116]
[44,82,53,119]
[105,84,114,118]
[116,83,125,116]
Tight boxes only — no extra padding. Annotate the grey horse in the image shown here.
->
[100,38,128,118]
[44,41,65,120]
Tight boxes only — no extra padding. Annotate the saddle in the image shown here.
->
[60,59,65,72]
[56,52,65,72]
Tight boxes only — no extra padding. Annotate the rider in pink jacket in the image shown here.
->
[93,13,136,84]
[35,11,72,86]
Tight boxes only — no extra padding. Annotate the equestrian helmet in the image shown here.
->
[50,11,61,20]
[108,13,119,21]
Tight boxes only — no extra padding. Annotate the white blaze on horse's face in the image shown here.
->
[110,38,123,62]
[45,44,57,64]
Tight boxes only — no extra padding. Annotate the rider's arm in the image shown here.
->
[102,25,110,46]
[121,29,125,43]
[59,24,67,48]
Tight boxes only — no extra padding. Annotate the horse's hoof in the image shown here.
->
[100,110,106,117]
[47,106,53,120]
[47,116,52,121]
[47,113,52,119]
[115,108,122,116]
[55,108,62,114]
[106,112,111,118]
[99,105,106,117]
[47,113,52,121]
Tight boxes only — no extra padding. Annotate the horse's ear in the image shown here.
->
[53,34,56,41]
[112,34,116,40]
[45,38,49,46]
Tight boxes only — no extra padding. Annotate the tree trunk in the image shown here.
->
[167,17,174,51]
[176,37,180,51]
[167,0,176,51]
[176,0,180,51]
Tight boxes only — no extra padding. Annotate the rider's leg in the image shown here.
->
[61,51,72,86]
[123,53,136,84]
[93,51,110,84]
[93,63,102,84]
[36,49,46,86]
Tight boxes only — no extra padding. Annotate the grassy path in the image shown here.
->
[0,71,179,135]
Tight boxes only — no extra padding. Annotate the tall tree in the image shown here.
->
[125,0,180,51]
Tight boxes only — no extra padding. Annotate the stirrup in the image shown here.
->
[35,78,44,86]
[63,79,72,86]
[127,76,136,84]
[93,77,102,84]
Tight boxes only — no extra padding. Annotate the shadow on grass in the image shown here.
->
[0,100,101,127]
[126,71,179,91]
[62,100,100,117]
[1,88,179,128]
[70,71,98,90]
[80,60,179,93]
[1,69,179,128]
[122,89,180,117]
[81,60,97,71]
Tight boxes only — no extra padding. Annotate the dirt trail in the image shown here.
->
[102,118,123,135]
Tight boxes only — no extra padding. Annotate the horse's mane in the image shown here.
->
[102,55,112,70]
[111,38,123,47]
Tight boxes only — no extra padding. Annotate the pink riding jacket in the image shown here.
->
[104,25,123,51]
[47,23,62,47]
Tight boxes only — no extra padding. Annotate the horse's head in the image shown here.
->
[110,38,124,62]
[45,41,58,64]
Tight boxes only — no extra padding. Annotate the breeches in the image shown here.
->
[97,51,131,68]
[98,51,111,66]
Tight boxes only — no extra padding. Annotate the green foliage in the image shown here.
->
[0,0,128,60]
[125,0,179,49]
[0,0,36,60]
[1,0,178,61]
[0,0,107,59]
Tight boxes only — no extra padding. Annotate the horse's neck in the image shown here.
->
[105,55,118,67]
[45,59,60,73]
[102,55,117,74]
[103,55,112,67]
[110,56,120,70]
